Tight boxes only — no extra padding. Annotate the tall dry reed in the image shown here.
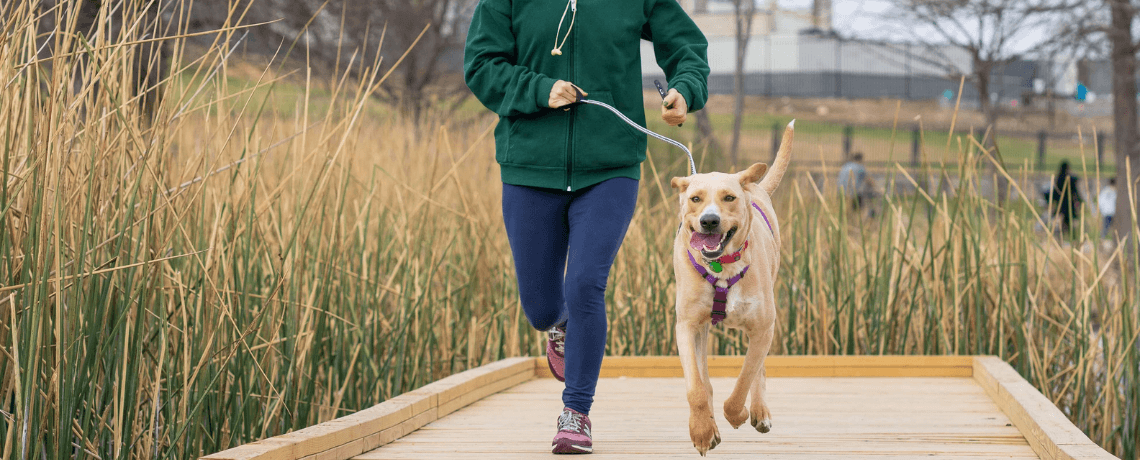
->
[0,2,1137,459]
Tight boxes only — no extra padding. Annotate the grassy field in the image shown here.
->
[1,4,1138,460]
[638,101,1115,176]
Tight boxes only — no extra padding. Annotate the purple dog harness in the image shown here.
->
[688,202,773,325]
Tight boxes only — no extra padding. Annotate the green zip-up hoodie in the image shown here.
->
[464,0,709,191]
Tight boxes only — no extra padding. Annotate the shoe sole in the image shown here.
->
[551,443,592,454]
[547,354,566,382]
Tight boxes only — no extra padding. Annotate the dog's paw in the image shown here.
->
[689,414,721,455]
[724,402,749,429]
[749,407,772,433]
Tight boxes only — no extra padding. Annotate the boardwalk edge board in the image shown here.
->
[531,355,977,378]
[971,356,1116,460]
[200,355,1118,460]
[198,357,534,460]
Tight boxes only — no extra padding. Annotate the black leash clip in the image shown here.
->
[563,85,586,111]
[655,80,681,126]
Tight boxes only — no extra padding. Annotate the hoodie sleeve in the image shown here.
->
[464,0,559,117]
[642,0,710,112]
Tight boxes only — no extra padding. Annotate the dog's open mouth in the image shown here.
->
[689,227,737,258]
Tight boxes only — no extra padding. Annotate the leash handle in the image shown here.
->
[654,80,682,127]
[654,80,670,108]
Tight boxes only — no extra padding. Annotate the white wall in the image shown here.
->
[641,34,801,76]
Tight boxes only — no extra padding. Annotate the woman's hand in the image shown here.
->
[549,80,586,109]
[661,89,687,126]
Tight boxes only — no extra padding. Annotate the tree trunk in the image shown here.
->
[730,0,756,169]
[1109,0,1140,250]
[974,59,1008,202]
[975,59,996,133]
[693,110,720,154]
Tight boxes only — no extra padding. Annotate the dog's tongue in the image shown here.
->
[690,232,721,251]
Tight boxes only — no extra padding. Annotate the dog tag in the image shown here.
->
[709,261,722,273]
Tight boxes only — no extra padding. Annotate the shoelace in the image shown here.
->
[558,410,584,433]
[548,327,566,354]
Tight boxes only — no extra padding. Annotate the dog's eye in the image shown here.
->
[724,195,736,202]
[690,196,701,203]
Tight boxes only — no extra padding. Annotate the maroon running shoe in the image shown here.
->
[552,407,592,454]
[546,325,566,382]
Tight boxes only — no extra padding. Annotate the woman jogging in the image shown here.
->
[463,0,709,454]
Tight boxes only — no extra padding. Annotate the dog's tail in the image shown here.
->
[760,120,795,195]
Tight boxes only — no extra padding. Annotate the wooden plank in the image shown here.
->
[373,407,439,445]
[533,355,975,378]
[333,438,367,460]
[358,373,1045,460]
[357,453,1042,459]
[368,440,1040,454]
[424,357,534,408]
[972,356,1117,460]
[437,368,533,416]
[210,356,1118,460]
[274,391,435,459]
[198,439,296,460]
[200,357,534,460]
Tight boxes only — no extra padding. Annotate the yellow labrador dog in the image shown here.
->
[669,121,794,456]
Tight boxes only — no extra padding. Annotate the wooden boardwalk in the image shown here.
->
[202,356,1118,460]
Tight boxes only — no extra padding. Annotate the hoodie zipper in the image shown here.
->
[564,11,576,192]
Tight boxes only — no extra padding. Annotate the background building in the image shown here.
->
[640,0,1096,108]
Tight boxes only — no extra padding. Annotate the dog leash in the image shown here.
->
[573,85,697,176]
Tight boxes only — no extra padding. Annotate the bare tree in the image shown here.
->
[36,0,170,122]
[366,0,477,118]
[1106,0,1140,250]
[186,0,477,118]
[729,0,757,168]
[882,0,1072,203]
[692,110,720,154]
[883,0,1070,131]
[1048,0,1140,249]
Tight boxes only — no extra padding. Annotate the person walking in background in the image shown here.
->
[1050,161,1084,236]
[1098,178,1117,238]
[464,0,709,454]
[838,152,869,211]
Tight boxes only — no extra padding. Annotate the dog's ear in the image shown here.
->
[739,163,768,185]
[670,176,690,192]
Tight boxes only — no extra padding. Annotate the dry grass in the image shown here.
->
[0,2,1137,459]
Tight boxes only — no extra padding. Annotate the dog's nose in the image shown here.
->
[699,214,720,231]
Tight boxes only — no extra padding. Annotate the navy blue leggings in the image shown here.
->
[502,177,638,414]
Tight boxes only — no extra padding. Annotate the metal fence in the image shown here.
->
[732,121,1114,202]
[748,123,1111,169]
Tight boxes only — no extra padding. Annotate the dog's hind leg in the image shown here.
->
[677,322,721,456]
[724,323,775,432]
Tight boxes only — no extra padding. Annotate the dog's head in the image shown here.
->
[670,163,768,259]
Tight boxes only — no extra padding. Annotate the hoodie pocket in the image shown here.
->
[504,110,568,169]
[572,91,645,171]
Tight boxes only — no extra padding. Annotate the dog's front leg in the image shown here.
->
[695,324,716,412]
[723,322,775,432]
[677,321,720,455]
